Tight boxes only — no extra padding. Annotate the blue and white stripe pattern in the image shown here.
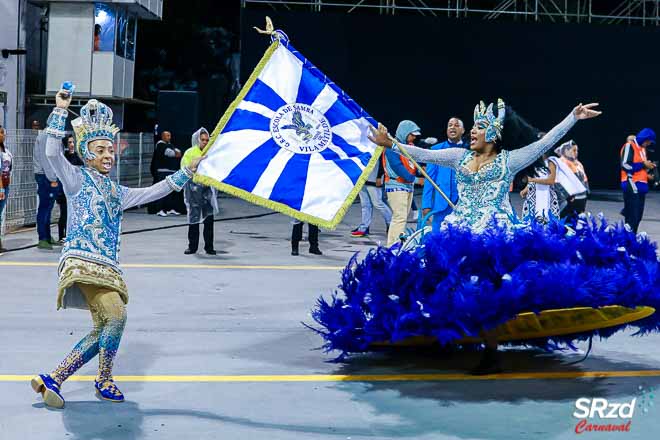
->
[198,38,378,225]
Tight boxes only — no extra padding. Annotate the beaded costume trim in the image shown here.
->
[46,108,68,139]
[57,258,128,310]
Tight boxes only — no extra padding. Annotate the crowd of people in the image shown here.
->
[339,117,657,250]
[0,109,657,258]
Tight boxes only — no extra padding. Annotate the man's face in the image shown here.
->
[0,128,5,144]
[642,140,653,148]
[447,118,464,142]
[31,121,40,130]
[162,131,172,143]
[86,139,115,174]
[199,132,209,149]
[67,137,75,152]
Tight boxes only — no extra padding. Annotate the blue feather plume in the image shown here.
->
[308,217,660,357]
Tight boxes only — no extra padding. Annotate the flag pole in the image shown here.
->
[388,136,456,210]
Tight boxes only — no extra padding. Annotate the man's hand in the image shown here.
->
[175,149,182,159]
[55,88,72,110]
[0,191,5,201]
[368,124,394,148]
[188,156,206,173]
[422,208,431,217]
[375,178,382,187]
[644,160,656,170]
[50,181,59,188]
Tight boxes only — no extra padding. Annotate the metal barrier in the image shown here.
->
[0,129,155,235]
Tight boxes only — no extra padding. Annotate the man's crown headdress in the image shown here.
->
[473,98,506,143]
[71,99,120,160]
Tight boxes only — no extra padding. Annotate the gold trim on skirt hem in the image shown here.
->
[57,258,128,310]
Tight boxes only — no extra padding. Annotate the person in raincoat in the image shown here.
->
[181,128,219,255]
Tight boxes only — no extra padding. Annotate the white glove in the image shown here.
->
[422,137,438,145]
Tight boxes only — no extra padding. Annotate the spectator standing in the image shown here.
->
[181,128,218,255]
[0,126,13,252]
[33,120,62,249]
[56,135,83,243]
[291,220,322,256]
[350,153,391,237]
[422,117,467,230]
[555,140,589,222]
[383,120,420,247]
[150,131,183,216]
[620,129,657,233]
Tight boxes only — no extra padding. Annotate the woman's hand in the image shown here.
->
[188,156,206,173]
[368,124,394,148]
[573,103,601,120]
[520,186,529,199]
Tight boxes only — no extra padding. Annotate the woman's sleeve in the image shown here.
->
[392,143,466,170]
[508,112,577,174]
[44,108,82,194]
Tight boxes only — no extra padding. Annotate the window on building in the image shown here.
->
[125,16,137,61]
[116,10,128,58]
[94,4,116,52]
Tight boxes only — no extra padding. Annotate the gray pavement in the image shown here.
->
[1,191,660,440]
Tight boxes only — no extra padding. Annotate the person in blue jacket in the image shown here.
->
[383,120,421,246]
[422,117,467,230]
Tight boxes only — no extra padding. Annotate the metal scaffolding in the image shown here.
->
[242,0,660,26]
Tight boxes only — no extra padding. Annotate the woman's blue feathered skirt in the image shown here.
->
[310,217,660,357]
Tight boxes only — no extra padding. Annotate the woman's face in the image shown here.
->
[67,137,75,152]
[565,144,578,159]
[571,145,579,158]
[199,132,209,149]
[469,122,489,152]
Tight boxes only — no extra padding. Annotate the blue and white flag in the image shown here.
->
[196,33,381,229]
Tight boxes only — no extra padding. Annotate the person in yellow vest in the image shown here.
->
[181,128,218,254]
[620,129,657,233]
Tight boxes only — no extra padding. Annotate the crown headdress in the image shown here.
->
[71,99,120,160]
[473,98,506,143]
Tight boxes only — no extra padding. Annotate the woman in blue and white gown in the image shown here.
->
[310,101,660,374]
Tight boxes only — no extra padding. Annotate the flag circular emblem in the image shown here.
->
[270,103,332,155]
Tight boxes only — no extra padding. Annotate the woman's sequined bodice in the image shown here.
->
[444,150,517,232]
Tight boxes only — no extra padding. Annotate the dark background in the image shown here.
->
[130,0,240,139]
[240,9,660,189]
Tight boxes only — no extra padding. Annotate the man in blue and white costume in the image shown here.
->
[31,85,204,408]
[421,117,467,230]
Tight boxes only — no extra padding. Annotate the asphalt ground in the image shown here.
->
[1,191,659,440]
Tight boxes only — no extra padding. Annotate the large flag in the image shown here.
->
[195,32,381,229]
